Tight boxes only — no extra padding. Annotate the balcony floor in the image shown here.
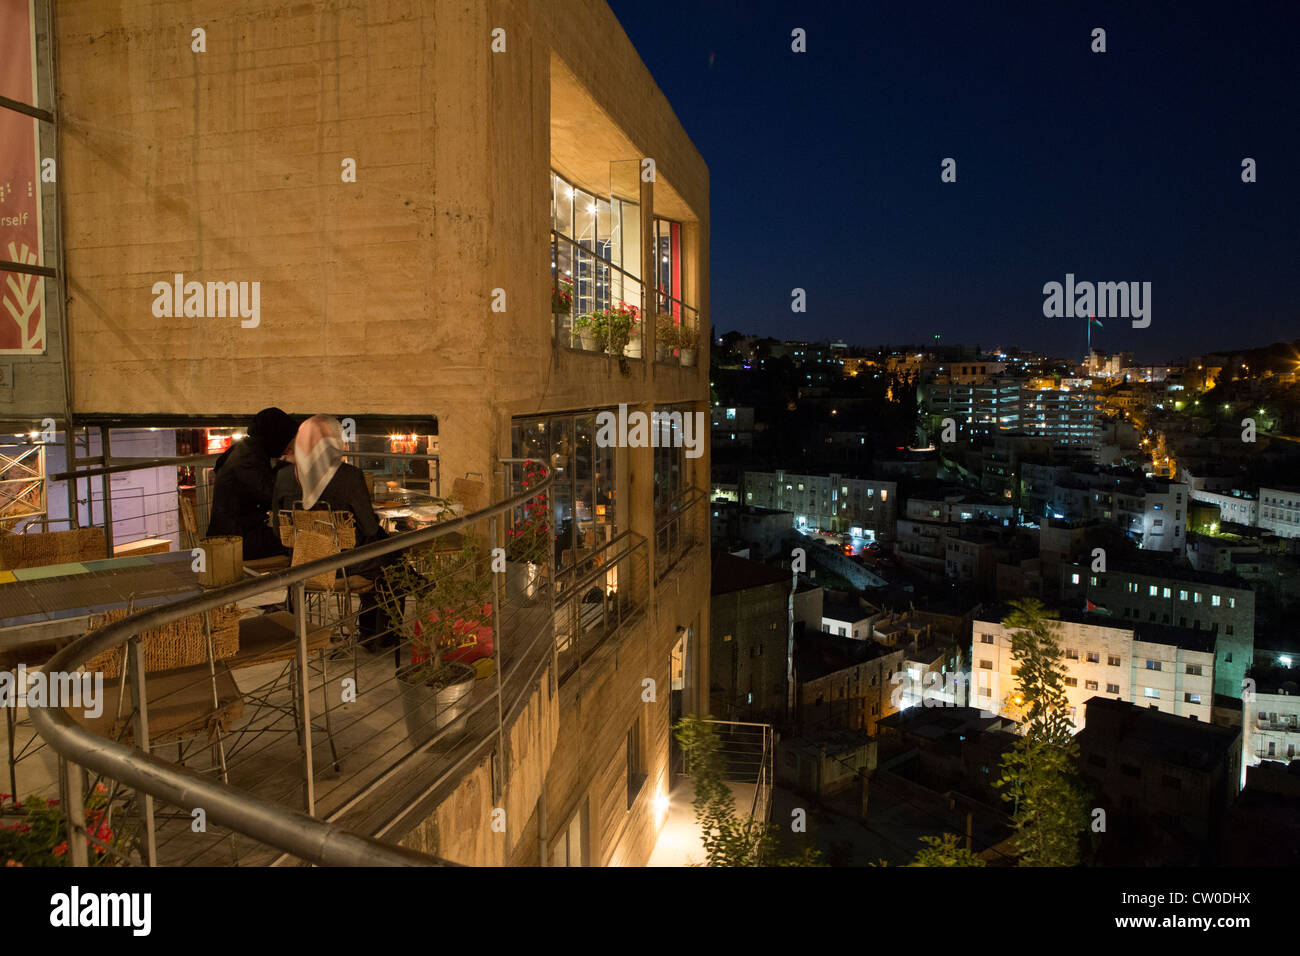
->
[647,775,759,867]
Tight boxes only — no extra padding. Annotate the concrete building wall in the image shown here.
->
[52,0,712,867]
[800,648,903,735]
[1061,563,1255,698]
[971,617,1216,731]
[711,579,789,722]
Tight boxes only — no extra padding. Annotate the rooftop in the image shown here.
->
[1077,697,1240,771]
[974,601,1218,653]
[795,630,899,683]
[711,551,790,596]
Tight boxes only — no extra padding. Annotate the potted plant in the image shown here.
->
[0,784,129,866]
[551,278,573,317]
[573,313,607,352]
[600,302,640,359]
[677,322,699,367]
[504,460,550,605]
[655,313,678,363]
[552,278,575,345]
[383,535,490,746]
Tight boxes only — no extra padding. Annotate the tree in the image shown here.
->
[672,716,822,867]
[908,833,986,867]
[993,598,1088,866]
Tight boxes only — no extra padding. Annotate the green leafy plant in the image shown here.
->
[0,785,128,867]
[505,461,550,565]
[551,279,573,315]
[675,321,699,352]
[573,313,608,350]
[655,314,678,352]
[597,302,640,356]
[383,532,491,688]
[992,597,1089,866]
[907,833,986,867]
[672,716,822,867]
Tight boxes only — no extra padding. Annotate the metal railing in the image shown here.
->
[694,719,774,823]
[26,461,556,867]
[550,230,701,363]
[26,444,440,556]
[554,530,649,685]
[655,487,708,582]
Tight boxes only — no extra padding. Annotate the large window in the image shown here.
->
[652,404,690,514]
[512,411,618,574]
[551,170,641,318]
[654,217,685,317]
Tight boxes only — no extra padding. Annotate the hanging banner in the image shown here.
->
[0,0,46,354]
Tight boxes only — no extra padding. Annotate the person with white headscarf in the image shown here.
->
[273,415,395,646]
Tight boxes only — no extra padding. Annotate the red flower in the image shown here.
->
[52,841,67,857]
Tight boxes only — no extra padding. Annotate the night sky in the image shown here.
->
[606,0,1300,364]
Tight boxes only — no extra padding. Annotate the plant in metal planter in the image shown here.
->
[655,313,679,363]
[573,313,607,352]
[504,461,550,606]
[676,322,700,367]
[597,302,638,351]
[383,534,492,746]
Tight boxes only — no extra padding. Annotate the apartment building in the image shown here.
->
[742,469,898,542]
[921,376,1100,455]
[711,405,755,450]
[1049,470,1189,551]
[11,0,710,867]
[1018,385,1102,451]
[710,552,791,724]
[1190,488,1258,528]
[1258,486,1300,539]
[1078,698,1241,848]
[796,634,904,736]
[1243,667,1300,765]
[1059,556,1255,698]
[971,607,1217,731]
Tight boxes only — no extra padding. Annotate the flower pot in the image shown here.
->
[579,330,597,351]
[655,343,669,363]
[680,348,698,367]
[396,660,477,746]
[623,338,642,359]
[506,560,541,605]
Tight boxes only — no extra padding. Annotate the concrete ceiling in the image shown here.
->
[549,53,696,223]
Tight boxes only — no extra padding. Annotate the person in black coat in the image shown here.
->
[205,407,299,559]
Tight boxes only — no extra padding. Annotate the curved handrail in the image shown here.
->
[29,466,554,867]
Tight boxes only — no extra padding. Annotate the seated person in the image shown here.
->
[206,407,299,559]
[284,415,397,647]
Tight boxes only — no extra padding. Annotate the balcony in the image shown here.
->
[655,487,708,582]
[9,454,587,866]
[551,231,701,368]
[648,720,774,867]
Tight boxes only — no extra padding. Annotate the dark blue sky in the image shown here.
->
[607,0,1299,364]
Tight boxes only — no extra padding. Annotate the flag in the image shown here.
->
[1085,598,1109,614]
[1089,316,1103,328]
